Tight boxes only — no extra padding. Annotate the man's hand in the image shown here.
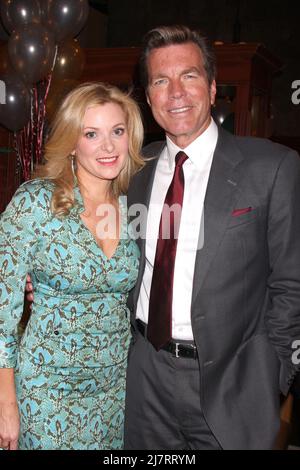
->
[25,274,34,303]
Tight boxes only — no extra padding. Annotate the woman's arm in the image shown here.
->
[0,368,19,450]
[0,180,50,450]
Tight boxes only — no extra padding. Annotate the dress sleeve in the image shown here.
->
[0,181,50,368]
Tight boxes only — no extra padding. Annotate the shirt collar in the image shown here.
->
[165,118,218,170]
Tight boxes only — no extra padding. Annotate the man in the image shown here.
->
[124,25,300,450]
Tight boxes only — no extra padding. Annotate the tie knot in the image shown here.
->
[175,151,188,168]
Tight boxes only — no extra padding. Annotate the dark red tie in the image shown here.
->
[147,151,188,350]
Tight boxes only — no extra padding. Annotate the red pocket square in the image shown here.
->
[232,207,253,217]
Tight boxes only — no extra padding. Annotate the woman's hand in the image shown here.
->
[0,401,20,450]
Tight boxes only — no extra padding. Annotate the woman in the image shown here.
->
[0,82,144,450]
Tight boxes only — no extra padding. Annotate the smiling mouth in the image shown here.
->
[169,106,192,114]
[96,156,118,165]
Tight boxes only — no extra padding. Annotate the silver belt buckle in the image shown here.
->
[175,342,180,358]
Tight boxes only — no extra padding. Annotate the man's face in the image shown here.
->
[146,42,216,148]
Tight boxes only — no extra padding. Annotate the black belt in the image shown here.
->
[136,319,198,359]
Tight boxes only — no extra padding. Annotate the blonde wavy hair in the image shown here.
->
[36,82,144,217]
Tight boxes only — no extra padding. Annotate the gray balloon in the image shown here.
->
[0,74,31,131]
[44,0,89,43]
[8,23,56,84]
[0,0,42,34]
[0,44,15,79]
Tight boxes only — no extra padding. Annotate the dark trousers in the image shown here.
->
[124,330,222,450]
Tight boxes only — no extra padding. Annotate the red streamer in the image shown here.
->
[13,46,58,181]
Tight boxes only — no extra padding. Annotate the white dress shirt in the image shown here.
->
[136,119,218,340]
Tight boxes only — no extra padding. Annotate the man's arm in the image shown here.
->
[266,148,300,395]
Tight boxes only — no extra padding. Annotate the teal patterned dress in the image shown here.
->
[0,179,139,450]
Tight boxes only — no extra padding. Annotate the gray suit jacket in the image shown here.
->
[127,127,300,449]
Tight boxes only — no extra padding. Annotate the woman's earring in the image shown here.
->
[71,154,76,176]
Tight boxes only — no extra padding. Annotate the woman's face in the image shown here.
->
[73,102,129,187]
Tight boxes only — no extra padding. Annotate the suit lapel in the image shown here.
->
[191,128,244,307]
